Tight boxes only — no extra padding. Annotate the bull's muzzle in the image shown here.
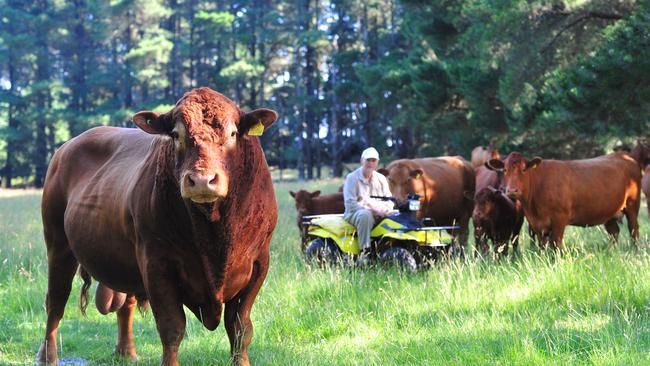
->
[181,171,229,203]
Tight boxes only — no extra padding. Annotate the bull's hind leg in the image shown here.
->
[115,294,138,360]
[36,229,78,365]
[225,259,269,366]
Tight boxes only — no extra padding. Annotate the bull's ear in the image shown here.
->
[410,169,424,179]
[289,191,296,198]
[310,190,321,198]
[240,108,279,136]
[133,111,172,135]
[525,157,542,170]
[377,168,389,177]
[486,159,504,171]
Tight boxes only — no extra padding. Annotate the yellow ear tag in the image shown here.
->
[415,173,423,179]
[248,121,265,136]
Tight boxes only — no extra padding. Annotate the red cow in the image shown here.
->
[471,145,500,169]
[37,87,278,366]
[289,190,344,251]
[487,151,641,249]
[379,156,475,257]
[472,165,524,258]
[631,139,650,218]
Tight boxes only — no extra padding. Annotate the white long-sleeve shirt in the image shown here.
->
[343,167,395,221]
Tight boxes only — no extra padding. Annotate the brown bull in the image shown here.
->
[289,190,344,251]
[487,151,641,249]
[37,87,278,366]
[379,157,475,257]
[472,165,524,258]
[471,145,500,168]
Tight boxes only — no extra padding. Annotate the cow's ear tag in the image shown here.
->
[415,173,422,179]
[248,121,265,136]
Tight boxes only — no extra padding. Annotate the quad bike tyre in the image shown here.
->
[379,247,417,273]
[305,238,341,266]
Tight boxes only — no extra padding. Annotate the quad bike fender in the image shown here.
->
[307,227,360,255]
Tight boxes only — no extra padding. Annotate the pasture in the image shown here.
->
[1,180,650,365]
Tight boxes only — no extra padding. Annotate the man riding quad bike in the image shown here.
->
[302,193,458,272]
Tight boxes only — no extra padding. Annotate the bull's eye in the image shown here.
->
[231,131,237,138]
[170,131,179,140]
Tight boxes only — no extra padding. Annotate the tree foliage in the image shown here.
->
[0,0,648,186]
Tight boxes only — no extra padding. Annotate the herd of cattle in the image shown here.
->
[31,86,650,366]
[292,141,650,257]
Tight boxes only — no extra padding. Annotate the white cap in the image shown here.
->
[361,147,379,161]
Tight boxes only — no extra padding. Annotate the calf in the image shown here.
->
[472,165,524,258]
[289,190,344,251]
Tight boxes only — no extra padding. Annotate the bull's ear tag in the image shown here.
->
[416,173,422,179]
[248,121,265,136]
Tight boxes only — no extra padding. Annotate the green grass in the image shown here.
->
[1,182,650,365]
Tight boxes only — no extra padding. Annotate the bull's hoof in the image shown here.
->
[35,342,57,365]
[114,346,138,362]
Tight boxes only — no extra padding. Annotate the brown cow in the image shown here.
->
[471,145,500,168]
[487,151,641,249]
[643,166,650,217]
[631,139,650,217]
[289,190,344,251]
[379,156,475,257]
[472,165,524,258]
[36,87,278,366]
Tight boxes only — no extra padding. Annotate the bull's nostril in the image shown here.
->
[187,175,195,187]
[209,175,218,185]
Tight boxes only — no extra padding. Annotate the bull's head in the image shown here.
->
[289,190,320,215]
[379,163,425,202]
[486,152,541,201]
[132,87,277,204]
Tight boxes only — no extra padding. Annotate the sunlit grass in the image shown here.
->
[1,180,650,365]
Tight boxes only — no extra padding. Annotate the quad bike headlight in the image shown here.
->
[408,199,421,211]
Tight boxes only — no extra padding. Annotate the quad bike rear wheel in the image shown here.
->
[379,247,417,273]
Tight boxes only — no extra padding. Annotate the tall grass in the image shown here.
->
[1,182,650,365]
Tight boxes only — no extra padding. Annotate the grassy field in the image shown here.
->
[1,181,650,365]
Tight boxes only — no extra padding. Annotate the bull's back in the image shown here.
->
[42,127,159,291]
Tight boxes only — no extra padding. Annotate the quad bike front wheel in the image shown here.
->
[305,238,341,266]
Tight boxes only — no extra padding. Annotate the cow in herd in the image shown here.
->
[487,142,649,250]
[37,87,277,366]
[378,156,475,256]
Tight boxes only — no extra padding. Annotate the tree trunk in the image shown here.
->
[33,0,51,187]
[4,62,18,188]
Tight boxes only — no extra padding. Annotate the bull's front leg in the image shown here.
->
[224,259,269,366]
[144,267,186,366]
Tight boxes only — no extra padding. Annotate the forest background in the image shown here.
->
[0,0,648,187]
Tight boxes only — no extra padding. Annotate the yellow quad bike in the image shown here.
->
[302,194,458,272]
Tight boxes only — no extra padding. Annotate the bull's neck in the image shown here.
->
[185,138,259,307]
[188,206,231,306]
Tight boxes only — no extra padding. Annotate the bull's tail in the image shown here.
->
[78,266,92,316]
